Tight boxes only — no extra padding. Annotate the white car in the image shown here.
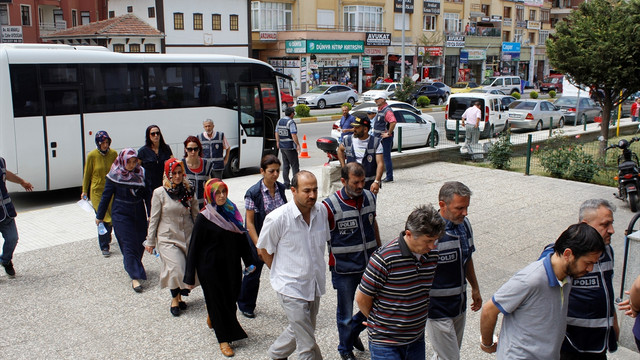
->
[331,106,439,149]
[361,82,402,102]
[297,85,359,109]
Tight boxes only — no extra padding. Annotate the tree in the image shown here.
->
[393,76,417,103]
[546,0,640,152]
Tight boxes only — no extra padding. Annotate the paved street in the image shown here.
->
[2,160,640,359]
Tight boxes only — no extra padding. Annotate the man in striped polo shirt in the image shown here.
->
[356,204,446,360]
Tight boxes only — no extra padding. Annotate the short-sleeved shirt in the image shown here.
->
[339,114,355,139]
[492,254,571,360]
[358,232,439,345]
[461,106,482,126]
[345,136,383,163]
[256,201,330,301]
[244,179,286,215]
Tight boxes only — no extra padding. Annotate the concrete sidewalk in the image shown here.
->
[2,162,640,359]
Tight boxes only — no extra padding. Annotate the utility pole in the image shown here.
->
[401,0,406,80]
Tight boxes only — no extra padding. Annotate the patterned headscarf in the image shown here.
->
[162,158,194,208]
[94,130,112,155]
[106,148,145,186]
[201,178,245,233]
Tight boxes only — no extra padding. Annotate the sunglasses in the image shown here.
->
[186,147,200,152]
[150,131,160,136]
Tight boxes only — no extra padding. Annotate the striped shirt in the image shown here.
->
[244,180,286,215]
[358,232,439,345]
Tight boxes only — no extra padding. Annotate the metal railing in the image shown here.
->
[39,21,66,35]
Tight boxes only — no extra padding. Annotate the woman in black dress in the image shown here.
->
[184,178,255,358]
[138,125,172,205]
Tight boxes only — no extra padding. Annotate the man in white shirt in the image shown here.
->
[257,170,330,360]
[461,101,482,151]
[337,114,384,194]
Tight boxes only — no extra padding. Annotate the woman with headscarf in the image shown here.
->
[81,131,117,257]
[143,158,198,317]
[182,135,214,210]
[184,178,256,358]
[138,125,173,207]
[96,148,149,292]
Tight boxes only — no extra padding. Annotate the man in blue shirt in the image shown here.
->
[338,105,355,140]
[275,107,300,188]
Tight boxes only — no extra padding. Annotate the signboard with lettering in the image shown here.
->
[524,0,544,7]
[307,40,364,54]
[365,33,391,46]
[491,15,502,22]
[446,35,465,48]
[467,49,486,60]
[418,46,443,56]
[527,21,541,30]
[516,21,527,28]
[502,42,520,61]
[394,0,414,13]
[364,47,384,56]
[0,26,23,43]
[362,57,371,69]
[259,32,277,41]
[503,18,512,26]
[285,40,307,54]
[423,1,440,14]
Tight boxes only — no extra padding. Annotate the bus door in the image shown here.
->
[41,87,84,190]
[236,84,264,170]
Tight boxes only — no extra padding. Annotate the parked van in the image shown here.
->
[445,93,511,140]
[540,74,564,93]
[480,76,521,94]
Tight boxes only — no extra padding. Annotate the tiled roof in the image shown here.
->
[42,14,164,39]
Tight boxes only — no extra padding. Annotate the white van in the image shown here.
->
[445,93,512,141]
[480,76,521,94]
[361,82,402,102]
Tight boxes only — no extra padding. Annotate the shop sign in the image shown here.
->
[301,57,307,82]
[286,40,307,54]
[481,17,490,22]
[307,40,364,54]
[269,59,284,67]
[460,51,468,64]
[365,32,391,46]
[259,32,277,41]
[527,21,541,30]
[516,21,527,28]
[491,15,502,22]
[446,35,465,48]
[418,46,443,56]
[364,47,384,56]
[423,1,440,15]
[466,49,486,60]
[502,42,520,61]
[503,18,512,26]
[394,0,414,13]
[0,26,23,43]
[362,56,371,69]
[284,60,300,67]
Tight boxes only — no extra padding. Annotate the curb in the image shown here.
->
[295,106,446,124]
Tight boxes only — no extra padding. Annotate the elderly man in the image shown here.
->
[426,181,482,360]
[197,119,230,179]
[337,116,383,194]
[338,105,355,140]
[257,171,330,360]
[323,162,381,360]
[539,199,618,359]
[480,223,605,360]
[356,204,446,360]
[372,94,396,182]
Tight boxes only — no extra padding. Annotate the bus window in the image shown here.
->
[239,85,263,137]
[10,64,41,117]
[41,64,78,84]
[83,64,145,112]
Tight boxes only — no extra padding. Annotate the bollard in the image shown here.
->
[397,126,403,153]
[525,134,533,175]
[455,120,460,145]
[548,117,553,137]
[583,116,587,131]
[430,122,436,148]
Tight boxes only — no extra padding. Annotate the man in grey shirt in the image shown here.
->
[479,223,605,360]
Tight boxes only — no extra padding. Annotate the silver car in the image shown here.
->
[508,100,566,131]
[296,85,359,109]
[554,96,602,125]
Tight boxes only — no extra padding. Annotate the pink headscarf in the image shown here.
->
[106,148,145,186]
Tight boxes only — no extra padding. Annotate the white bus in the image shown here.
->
[0,44,289,192]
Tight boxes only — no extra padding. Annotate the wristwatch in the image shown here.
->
[374,180,380,184]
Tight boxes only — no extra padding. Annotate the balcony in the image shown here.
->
[39,21,66,36]
[253,24,386,32]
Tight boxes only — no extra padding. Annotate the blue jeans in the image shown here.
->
[331,271,367,355]
[381,135,393,180]
[369,335,425,360]
[98,222,113,251]
[0,216,19,264]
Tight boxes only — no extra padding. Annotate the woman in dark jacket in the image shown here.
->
[184,178,255,358]
[96,148,149,292]
[138,125,172,206]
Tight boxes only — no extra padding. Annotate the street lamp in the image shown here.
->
[401,0,406,80]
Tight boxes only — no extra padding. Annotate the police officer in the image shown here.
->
[337,115,383,194]
[372,94,396,182]
[539,199,618,360]
[427,181,482,360]
[197,119,229,179]
[275,107,300,188]
[323,162,381,360]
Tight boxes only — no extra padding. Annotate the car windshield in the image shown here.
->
[308,85,330,94]
[452,83,468,88]
[369,83,390,91]
[510,101,537,110]
[469,89,488,93]
[352,102,376,111]
[554,97,577,106]
[543,77,560,84]
[448,97,484,119]
[481,77,496,85]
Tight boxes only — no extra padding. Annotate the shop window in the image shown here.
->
[129,44,141,53]
[174,13,184,30]
[423,15,436,31]
[194,13,203,30]
[145,44,156,53]
[230,14,239,31]
[21,5,30,26]
[113,44,125,53]
[0,5,8,25]
[212,14,221,30]
[81,11,90,25]
[148,7,155,18]
[252,1,292,31]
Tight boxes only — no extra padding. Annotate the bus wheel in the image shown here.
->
[224,150,241,178]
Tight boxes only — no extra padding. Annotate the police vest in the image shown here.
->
[373,105,392,136]
[343,135,380,189]
[184,158,214,209]
[245,179,287,235]
[198,132,225,170]
[276,117,296,149]
[428,218,474,319]
[541,244,617,353]
[0,157,17,222]
[324,189,378,274]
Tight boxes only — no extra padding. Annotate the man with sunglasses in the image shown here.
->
[198,119,229,179]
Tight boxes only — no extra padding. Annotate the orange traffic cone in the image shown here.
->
[299,135,311,158]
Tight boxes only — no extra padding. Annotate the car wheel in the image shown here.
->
[558,117,565,128]
[535,120,543,131]
[426,131,440,147]
[347,97,355,106]
[511,89,520,95]
[437,97,444,105]
[281,102,289,109]
[317,99,326,109]
[224,149,241,178]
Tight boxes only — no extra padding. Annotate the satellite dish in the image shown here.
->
[411,74,420,82]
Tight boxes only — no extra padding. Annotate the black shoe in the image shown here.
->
[340,352,356,360]
[170,306,180,317]
[101,249,110,257]
[2,261,15,277]
[132,281,143,293]
[241,310,256,318]
[381,178,393,183]
[178,301,187,310]
[353,335,365,351]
